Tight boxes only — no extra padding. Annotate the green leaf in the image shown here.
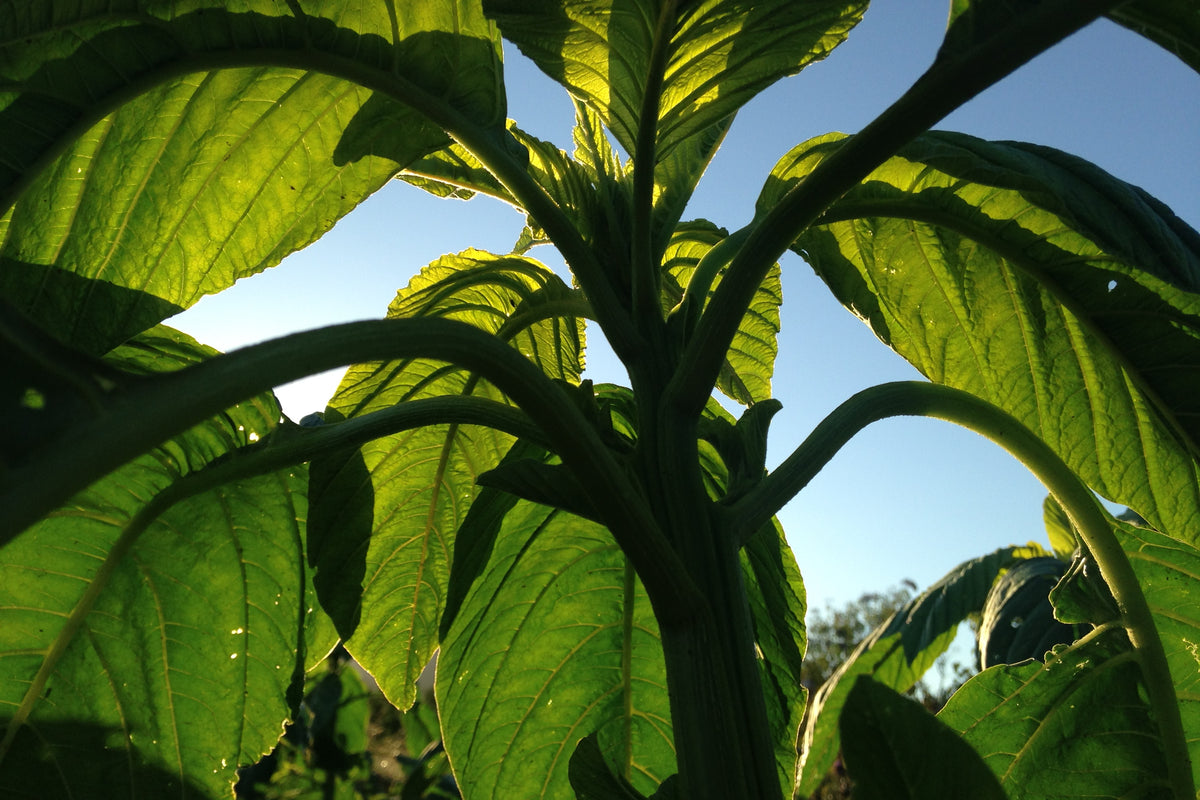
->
[796,546,1032,797]
[0,327,330,798]
[484,0,863,242]
[485,0,863,162]
[1113,518,1200,793]
[437,501,674,800]
[569,733,654,800]
[664,221,781,404]
[763,131,1200,542]
[697,398,807,791]
[308,250,585,709]
[0,2,505,352]
[939,514,1200,798]
[938,628,1171,798]
[1042,495,1078,559]
[1110,0,1200,74]
[977,556,1076,668]
[441,439,552,639]
[840,677,1006,800]
[741,519,808,794]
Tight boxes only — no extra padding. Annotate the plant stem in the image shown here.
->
[629,0,675,329]
[729,380,1192,799]
[2,317,703,614]
[625,362,781,800]
[667,0,1125,417]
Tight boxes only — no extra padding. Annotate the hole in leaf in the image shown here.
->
[1107,280,1118,292]
[20,387,46,410]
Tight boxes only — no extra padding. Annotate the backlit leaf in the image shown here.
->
[437,501,674,800]
[762,131,1200,542]
[0,327,329,798]
[938,628,1170,799]
[309,250,585,709]
[939,515,1200,797]
[485,0,862,161]
[0,1,505,352]
[1115,518,1200,792]
[664,221,781,404]
[484,0,863,241]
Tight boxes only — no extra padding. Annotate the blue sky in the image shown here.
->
[173,2,1200,612]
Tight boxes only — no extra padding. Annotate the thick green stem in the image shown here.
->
[626,367,781,800]
[657,523,782,800]
[729,381,1192,799]
[667,0,1124,417]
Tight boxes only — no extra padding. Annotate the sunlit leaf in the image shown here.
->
[485,0,862,161]
[665,221,781,404]
[1114,518,1200,792]
[309,250,585,709]
[484,0,863,241]
[0,1,505,352]
[762,131,1200,541]
[939,515,1200,797]
[938,627,1170,799]
[0,327,329,798]
[437,500,674,800]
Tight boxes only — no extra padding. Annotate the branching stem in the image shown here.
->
[2,318,703,614]
[667,0,1126,417]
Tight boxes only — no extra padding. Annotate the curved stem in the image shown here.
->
[666,0,1124,417]
[670,225,751,336]
[2,317,703,615]
[728,380,1192,799]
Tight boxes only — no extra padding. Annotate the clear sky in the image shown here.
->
[172,2,1200,612]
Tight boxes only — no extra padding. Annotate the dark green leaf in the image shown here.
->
[978,556,1076,668]
[763,131,1200,541]
[570,733,652,800]
[697,397,807,791]
[1110,0,1200,74]
[741,519,808,793]
[309,251,585,709]
[441,439,555,639]
[840,677,1006,800]
[796,545,1036,796]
